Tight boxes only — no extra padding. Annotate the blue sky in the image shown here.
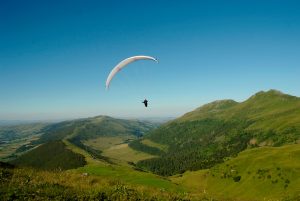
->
[1,0,300,120]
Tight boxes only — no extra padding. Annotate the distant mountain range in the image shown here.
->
[131,90,300,175]
[0,116,172,127]
[0,120,42,126]
[9,116,158,169]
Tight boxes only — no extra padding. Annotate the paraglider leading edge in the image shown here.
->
[105,55,158,90]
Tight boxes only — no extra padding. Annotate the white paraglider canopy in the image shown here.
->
[105,55,158,89]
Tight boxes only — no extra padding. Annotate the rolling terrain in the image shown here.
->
[2,116,186,199]
[132,90,300,176]
[1,90,300,200]
[7,116,157,169]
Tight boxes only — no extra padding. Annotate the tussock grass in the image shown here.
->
[172,144,300,201]
[0,167,201,201]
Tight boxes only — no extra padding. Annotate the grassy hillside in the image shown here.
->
[63,139,179,191]
[180,90,300,144]
[11,141,86,170]
[65,116,157,162]
[0,166,195,201]
[2,140,300,200]
[102,143,155,164]
[7,131,183,194]
[131,90,300,176]
[172,143,300,201]
[83,136,156,164]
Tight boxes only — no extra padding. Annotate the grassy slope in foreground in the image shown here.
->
[0,166,193,201]
[172,143,300,201]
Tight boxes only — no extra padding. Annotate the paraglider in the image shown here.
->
[105,55,158,90]
[142,99,148,107]
[105,55,157,108]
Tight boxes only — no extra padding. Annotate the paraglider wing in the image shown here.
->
[105,55,158,89]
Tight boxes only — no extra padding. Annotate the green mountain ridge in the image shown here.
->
[38,115,157,143]
[178,99,238,122]
[132,90,300,175]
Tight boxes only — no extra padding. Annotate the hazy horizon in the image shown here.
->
[0,88,297,121]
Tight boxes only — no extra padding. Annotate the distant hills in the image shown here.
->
[7,116,158,169]
[0,120,41,126]
[131,90,300,175]
[0,123,47,143]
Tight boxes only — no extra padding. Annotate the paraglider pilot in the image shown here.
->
[142,99,148,107]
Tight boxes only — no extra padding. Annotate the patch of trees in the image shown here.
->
[11,141,86,170]
[132,119,253,176]
[129,140,164,156]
